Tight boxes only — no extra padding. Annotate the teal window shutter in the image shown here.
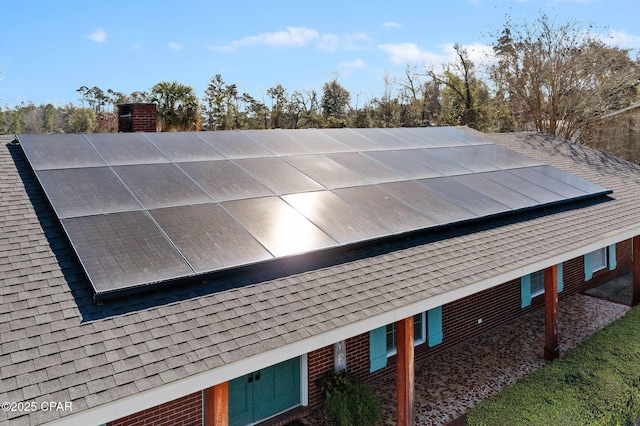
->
[584,253,593,281]
[557,263,564,293]
[521,274,532,308]
[369,326,387,372]
[427,306,443,347]
[608,244,617,270]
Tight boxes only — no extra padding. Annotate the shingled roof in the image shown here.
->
[2,129,640,425]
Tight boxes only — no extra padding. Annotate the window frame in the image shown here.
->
[385,312,426,357]
[529,269,545,298]
[590,247,607,273]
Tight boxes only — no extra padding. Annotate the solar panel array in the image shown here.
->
[18,128,611,298]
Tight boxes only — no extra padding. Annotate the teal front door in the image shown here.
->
[229,357,301,426]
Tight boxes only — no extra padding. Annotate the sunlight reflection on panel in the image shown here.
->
[222,197,337,258]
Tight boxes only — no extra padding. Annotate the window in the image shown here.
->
[385,312,426,356]
[584,245,616,281]
[530,270,545,297]
[590,248,607,272]
[521,264,563,308]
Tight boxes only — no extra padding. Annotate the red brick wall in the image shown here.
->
[107,391,202,426]
[131,104,157,132]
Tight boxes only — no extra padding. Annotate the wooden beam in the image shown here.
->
[204,382,228,426]
[633,236,640,307]
[396,316,414,426]
[544,265,559,361]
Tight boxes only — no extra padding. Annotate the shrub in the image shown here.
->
[318,371,382,426]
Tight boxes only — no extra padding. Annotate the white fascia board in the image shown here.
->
[44,227,640,426]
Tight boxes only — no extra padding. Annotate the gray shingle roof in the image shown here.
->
[2,130,640,425]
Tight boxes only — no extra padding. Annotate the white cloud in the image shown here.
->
[212,27,370,53]
[168,42,183,51]
[605,29,640,50]
[89,29,107,43]
[342,59,367,68]
[383,22,401,28]
[379,42,448,64]
[379,41,495,68]
[318,34,341,52]
[214,27,320,51]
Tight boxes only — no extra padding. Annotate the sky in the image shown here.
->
[1,0,639,108]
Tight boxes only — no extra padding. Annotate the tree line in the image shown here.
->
[2,13,640,161]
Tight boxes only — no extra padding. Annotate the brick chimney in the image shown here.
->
[117,103,157,132]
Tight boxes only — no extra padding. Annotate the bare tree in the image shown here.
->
[490,13,640,141]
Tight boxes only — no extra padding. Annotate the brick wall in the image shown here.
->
[107,391,202,426]
[118,103,157,133]
[131,104,157,132]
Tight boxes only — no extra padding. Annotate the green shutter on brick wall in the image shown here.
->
[608,244,617,270]
[521,274,532,308]
[369,326,387,372]
[584,253,593,281]
[557,263,564,293]
[427,306,443,347]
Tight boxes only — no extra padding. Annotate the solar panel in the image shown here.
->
[284,155,369,189]
[364,150,442,179]
[333,185,435,234]
[350,128,413,149]
[508,166,589,198]
[86,133,170,165]
[178,160,274,201]
[427,146,500,173]
[36,168,142,218]
[62,212,193,293]
[17,134,106,170]
[242,129,312,155]
[282,129,351,153]
[326,152,405,184]
[417,177,510,216]
[144,132,224,162]
[17,127,612,298]
[197,131,273,158]
[318,128,385,151]
[482,170,566,204]
[150,204,273,273]
[380,180,476,224]
[283,191,389,243]
[113,163,213,209]
[222,197,337,257]
[451,173,539,211]
[234,157,324,194]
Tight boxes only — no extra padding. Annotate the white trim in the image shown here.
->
[300,353,309,407]
[43,228,640,426]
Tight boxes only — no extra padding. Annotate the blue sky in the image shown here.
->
[1,0,639,108]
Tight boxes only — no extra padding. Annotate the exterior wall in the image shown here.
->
[105,240,633,425]
[107,392,202,426]
[118,103,157,133]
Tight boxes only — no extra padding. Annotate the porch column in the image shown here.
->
[204,382,228,426]
[633,236,640,307]
[396,316,414,426]
[544,265,559,360]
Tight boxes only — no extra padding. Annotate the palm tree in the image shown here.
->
[149,81,199,131]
